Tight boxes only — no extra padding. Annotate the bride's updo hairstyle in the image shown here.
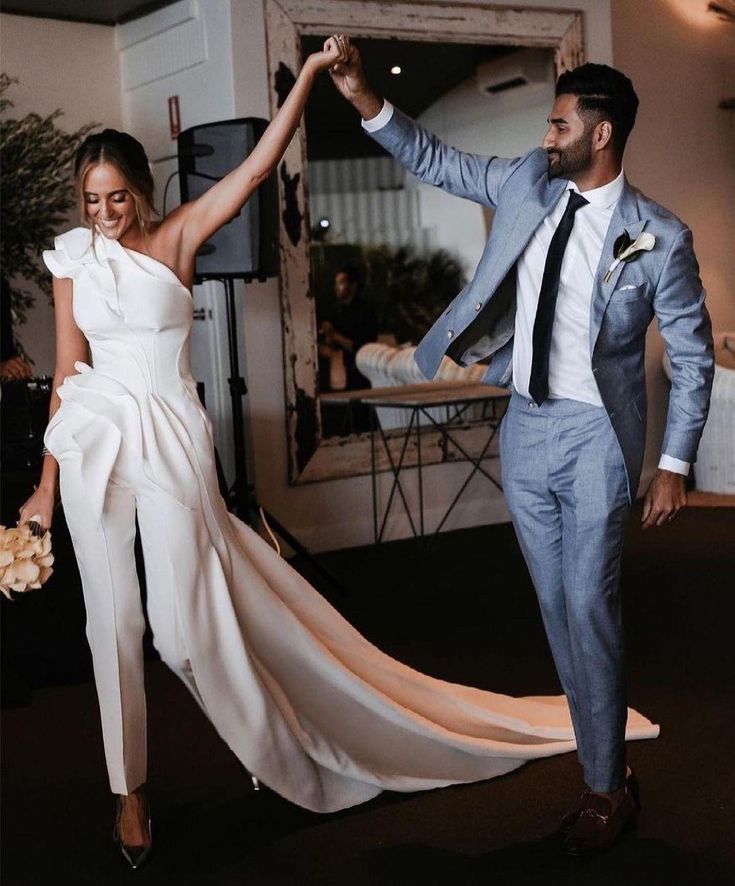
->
[74,129,157,233]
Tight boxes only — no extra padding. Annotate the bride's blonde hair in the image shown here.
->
[74,129,157,239]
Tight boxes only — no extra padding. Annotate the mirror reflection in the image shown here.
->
[303,37,556,436]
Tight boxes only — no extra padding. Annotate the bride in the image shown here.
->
[20,36,657,870]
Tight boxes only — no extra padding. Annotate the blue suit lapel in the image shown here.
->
[589,179,647,352]
[495,151,567,275]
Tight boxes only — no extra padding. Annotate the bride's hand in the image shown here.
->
[18,484,56,531]
[306,34,350,74]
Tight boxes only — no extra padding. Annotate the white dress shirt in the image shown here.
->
[513,174,624,408]
[362,101,688,475]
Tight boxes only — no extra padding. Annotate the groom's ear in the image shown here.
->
[594,120,614,153]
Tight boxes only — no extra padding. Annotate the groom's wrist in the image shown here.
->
[361,99,393,133]
[657,453,690,476]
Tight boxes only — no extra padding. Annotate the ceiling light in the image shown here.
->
[390,66,402,75]
[319,217,330,229]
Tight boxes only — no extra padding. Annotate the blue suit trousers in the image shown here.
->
[500,391,630,792]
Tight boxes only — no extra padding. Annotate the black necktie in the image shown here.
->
[529,190,589,406]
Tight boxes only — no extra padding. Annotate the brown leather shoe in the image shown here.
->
[563,783,639,855]
[559,788,591,834]
[560,769,640,836]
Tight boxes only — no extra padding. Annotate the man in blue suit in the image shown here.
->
[330,37,714,853]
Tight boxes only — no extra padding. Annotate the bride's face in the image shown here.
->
[83,162,138,241]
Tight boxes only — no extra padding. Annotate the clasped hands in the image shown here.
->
[307,35,379,119]
[305,34,359,79]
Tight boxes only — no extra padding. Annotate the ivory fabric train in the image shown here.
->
[42,227,659,813]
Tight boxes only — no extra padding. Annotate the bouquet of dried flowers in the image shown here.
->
[0,516,54,598]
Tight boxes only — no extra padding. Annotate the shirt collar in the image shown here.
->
[567,168,625,211]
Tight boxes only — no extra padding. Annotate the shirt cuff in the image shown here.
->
[658,454,690,476]
[361,100,394,133]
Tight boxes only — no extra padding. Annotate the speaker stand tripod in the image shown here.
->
[216,277,345,597]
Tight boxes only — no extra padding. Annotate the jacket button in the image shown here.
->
[475,302,482,311]
[447,330,454,339]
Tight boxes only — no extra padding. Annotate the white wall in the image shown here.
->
[0,13,122,375]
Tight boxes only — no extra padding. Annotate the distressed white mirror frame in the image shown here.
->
[265,0,584,484]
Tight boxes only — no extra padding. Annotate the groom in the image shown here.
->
[329,40,714,854]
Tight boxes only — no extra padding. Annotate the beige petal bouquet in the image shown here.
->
[0,515,55,599]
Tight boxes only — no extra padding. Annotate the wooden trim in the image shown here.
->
[555,12,585,76]
[278,0,578,46]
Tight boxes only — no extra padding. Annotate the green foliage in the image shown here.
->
[311,242,465,345]
[0,73,97,328]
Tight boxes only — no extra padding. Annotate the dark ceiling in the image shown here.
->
[303,37,515,160]
[2,0,176,25]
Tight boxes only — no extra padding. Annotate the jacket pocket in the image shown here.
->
[611,282,648,304]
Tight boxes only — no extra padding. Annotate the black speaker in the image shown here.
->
[178,118,279,282]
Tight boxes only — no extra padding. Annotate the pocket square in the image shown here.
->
[618,284,639,291]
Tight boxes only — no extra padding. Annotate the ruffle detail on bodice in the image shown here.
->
[44,361,201,526]
[42,226,94,279]
[42,227,122,316]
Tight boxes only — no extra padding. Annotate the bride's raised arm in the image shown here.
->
[173,35,348,254]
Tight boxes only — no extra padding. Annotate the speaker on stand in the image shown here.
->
[177,119,342,596]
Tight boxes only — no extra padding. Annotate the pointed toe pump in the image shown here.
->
[113,795,153,870]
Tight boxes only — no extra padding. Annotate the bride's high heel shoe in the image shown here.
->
[240,762,261,792]
[113,794,153,870]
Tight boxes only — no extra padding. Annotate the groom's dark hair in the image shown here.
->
[556,63,639,157]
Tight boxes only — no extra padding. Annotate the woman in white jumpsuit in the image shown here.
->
[20,36,658,869]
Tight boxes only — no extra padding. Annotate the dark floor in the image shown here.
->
[2,504,735,886]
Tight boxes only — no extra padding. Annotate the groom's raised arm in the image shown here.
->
[329,41,518,209]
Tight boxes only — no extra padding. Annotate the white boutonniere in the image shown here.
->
[604,231,656,282]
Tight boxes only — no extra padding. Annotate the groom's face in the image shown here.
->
[543,94,594,180]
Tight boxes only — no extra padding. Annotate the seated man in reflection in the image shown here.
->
[318,264,378,393]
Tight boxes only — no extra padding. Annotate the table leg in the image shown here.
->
[370,406,378,544]
[376,411,419,542]
[416,408,424,537]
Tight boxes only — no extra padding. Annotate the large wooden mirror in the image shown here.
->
[265,0,584,484]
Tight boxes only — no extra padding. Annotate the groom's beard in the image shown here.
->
[547,132,593,179]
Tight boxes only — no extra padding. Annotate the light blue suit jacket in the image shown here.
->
[368,107,715,498]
